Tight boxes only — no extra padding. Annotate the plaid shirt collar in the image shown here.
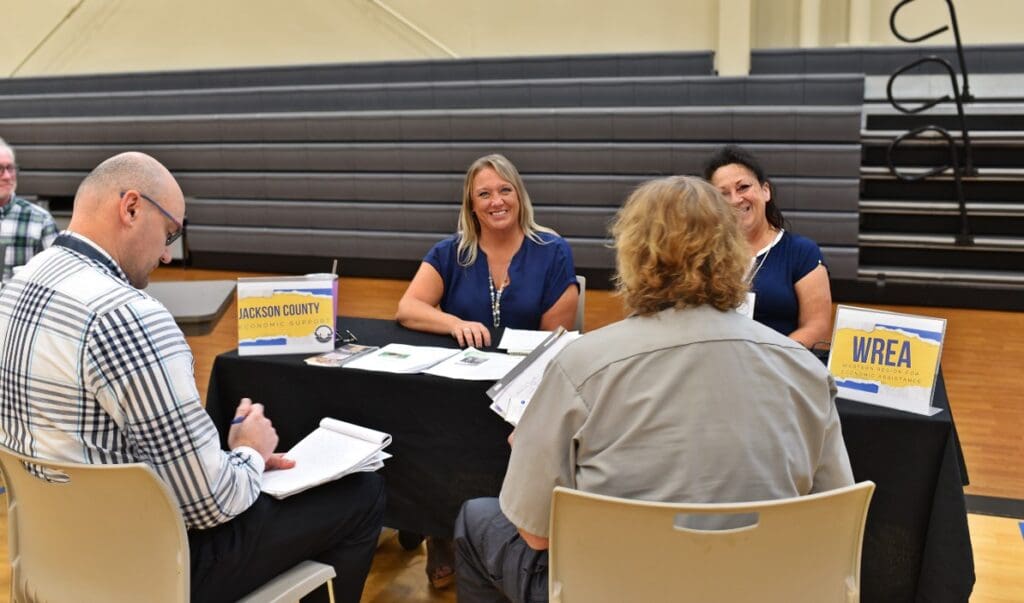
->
[53,231,130,285]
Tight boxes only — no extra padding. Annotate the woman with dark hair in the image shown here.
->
[704,145,832,348]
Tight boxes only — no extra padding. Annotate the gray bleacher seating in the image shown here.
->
[751,43,1024,75]
[0,51,715,95]
[3,56,864,282]
[0,106,862,144]
[15,142,861,176]
[0,75,864,118]
[749,45,1024,308]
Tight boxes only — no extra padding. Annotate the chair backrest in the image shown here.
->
[573,275,586,333]
[0,445,190,603]
[549,481,875,603]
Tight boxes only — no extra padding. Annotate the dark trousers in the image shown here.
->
[454,497,549,603]
[188,472,385,603]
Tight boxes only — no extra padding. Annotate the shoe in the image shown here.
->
[425,536,456,589]
[397,530,424,551]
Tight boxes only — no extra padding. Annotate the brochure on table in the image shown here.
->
[423,348,523,381]
[488,328,581,425]
[237,275,338,356]
[828,305,946,416]
[342,343,460,374]
[305,344,380,368]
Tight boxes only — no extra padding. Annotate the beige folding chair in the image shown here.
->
[574,275,586,333]
[0,444,336,603]
[549,482,875,603]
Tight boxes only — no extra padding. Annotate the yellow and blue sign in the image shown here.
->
[237,276,337,356]
[828,306,946,415]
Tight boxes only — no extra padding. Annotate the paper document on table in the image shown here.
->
[260,417,392,499]
[305,343,380,367]
[342,343,459,374]
[422,347,523,381]
[498,328,559,355]
[487,328,581,425]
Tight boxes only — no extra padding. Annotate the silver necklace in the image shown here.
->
[748,248,771,284]
[488,274,507,327]
[748,229,783,284]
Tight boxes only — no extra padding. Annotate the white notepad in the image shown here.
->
[260,418,392,499]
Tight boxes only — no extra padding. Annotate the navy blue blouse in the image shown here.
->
[424,232,577,329]
[751,230,826,336]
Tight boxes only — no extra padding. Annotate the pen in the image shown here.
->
[231,416,246,425]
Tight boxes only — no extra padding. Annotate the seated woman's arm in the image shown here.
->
[396,262,491,347]
[789,264,832,349]
[539,284,580,331]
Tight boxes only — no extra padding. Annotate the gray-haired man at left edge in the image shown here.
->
[0,137,58,283]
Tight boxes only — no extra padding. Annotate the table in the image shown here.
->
[205,317,974,602]
[144,279,236,335]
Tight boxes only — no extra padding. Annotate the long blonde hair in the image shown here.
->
[612,176,749,315]
[456,154,554,266]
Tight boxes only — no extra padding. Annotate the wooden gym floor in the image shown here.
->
[0,266,1021,601]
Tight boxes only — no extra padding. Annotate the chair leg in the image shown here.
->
[327,578,335,603]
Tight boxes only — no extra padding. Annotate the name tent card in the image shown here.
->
[828,305,946,416]
[237,275,337,356]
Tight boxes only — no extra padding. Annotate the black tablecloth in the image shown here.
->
[205,316,974,602]
[837,372,974,602]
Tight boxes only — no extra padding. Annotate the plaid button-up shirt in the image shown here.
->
[0,195,58,283]
[0,233,264,529]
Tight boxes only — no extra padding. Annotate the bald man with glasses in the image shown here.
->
[0,137,58,284]
[0,152,385,603]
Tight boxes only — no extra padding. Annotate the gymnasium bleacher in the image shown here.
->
[754,43,1024,310]
[0,50,864,288]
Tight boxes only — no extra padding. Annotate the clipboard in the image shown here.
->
[486,327,566,401]
[487,327,579,425]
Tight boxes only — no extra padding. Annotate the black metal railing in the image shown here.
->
[886,0,975,245]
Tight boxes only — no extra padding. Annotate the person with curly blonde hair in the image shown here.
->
[453,176,853,603]
[612,175,749,315]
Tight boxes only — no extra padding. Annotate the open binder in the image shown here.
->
[260,418,392,499]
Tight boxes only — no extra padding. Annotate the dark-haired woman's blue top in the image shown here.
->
[751,230,826,336]
[424,232,577,329]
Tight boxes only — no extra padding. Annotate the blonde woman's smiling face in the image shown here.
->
[471,167,520,234]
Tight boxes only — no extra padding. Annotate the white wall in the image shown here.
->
[1,0,719,76]
[870,0,1024,46]
[0,0,1019,78]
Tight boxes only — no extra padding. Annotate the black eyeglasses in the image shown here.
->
[0,164,17,175]
[335,329,358,344]
[122,190,185,246]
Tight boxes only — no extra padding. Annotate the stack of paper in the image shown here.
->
[498,328,579,355]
